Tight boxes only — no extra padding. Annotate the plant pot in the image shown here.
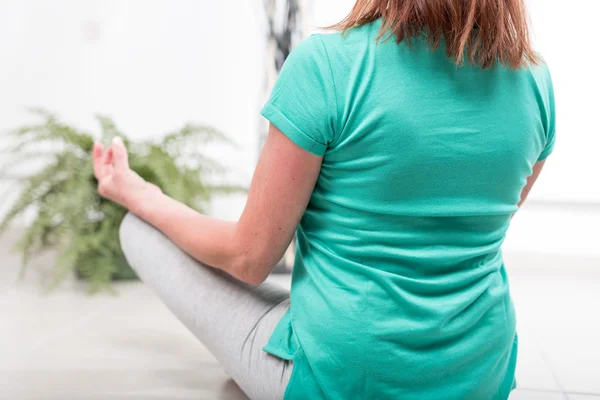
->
[75,253,138,281]
[111,254,138,280]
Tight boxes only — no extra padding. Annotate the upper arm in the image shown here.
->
[260,34,338,155]
[518,160,545,209]
[535,63,556,162]
[518,65,555,209]
[235,124,322,283]
[233,35,337,283]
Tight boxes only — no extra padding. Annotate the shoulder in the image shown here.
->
[286,30,369,80]
[524,59,555,136]
[292,24,376,62]
[528,59,553,89]
[288,34,328,60]
[280,35,331,76]
[527,61,555,116]
[282,32,354,81]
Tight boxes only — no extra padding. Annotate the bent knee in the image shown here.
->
[119,213,158,269]
[119,212,185,274]
[120,213,142,253]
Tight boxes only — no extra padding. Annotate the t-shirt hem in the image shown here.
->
[261,103,328,156]
[262,344,294,361]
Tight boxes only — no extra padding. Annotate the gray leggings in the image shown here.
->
[119,213,292,400]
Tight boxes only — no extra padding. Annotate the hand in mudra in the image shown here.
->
[93,137,161,211]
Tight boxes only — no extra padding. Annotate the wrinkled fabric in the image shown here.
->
[261,19,555,400]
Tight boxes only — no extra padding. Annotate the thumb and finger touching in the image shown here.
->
[92,143,104,179]
[92,137,154,205]
[111,137,129,171]
[93,136,129,179]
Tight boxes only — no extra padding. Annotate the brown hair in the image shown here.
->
[329,0,539,69]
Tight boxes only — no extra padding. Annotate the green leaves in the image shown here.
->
[4,109,94,154]
[0,109,244,293]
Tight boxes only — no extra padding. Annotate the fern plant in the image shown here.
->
[0,109,241,293]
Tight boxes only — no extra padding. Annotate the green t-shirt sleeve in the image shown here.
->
[261,34,337,156]
[537,65,556,161]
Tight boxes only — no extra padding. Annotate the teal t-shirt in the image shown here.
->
[261,20,556,400]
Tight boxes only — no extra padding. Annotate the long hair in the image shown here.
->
[329,0,539,69]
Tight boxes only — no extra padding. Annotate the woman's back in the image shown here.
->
[261,19,555,399]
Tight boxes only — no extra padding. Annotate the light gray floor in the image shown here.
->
[1,232,599,399]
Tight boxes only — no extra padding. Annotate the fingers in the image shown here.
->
[93,142,105,180]
[102,146,114,166]
[92,137,128,182]
[111,136,129,171]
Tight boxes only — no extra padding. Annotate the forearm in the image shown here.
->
[94,133,297,285]
[129,189,247,281]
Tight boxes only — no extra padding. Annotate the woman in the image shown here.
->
[93,0,555,398]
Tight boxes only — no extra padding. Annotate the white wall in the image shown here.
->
[1,0,598,254]
[0,0,265,220]
[526,0,600,204]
